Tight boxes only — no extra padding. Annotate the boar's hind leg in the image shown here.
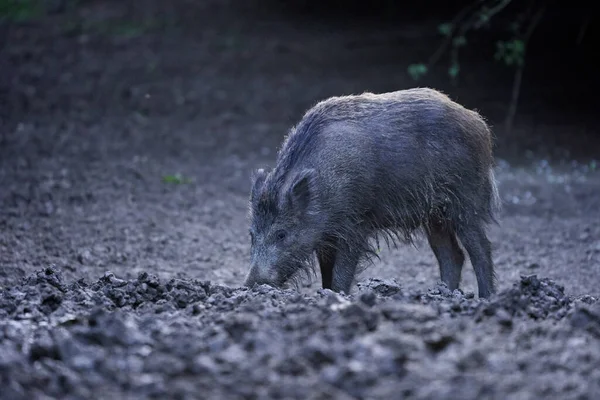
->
[316,237,337,290]
[426,220,465,291]
[456,221,496,298]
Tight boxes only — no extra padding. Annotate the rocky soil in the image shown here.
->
[1,268,599,399]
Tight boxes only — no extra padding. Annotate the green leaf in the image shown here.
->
[452,36,467,47]
[494,41,506,61]
[479,10,490,25]
[437,22,453,37]
[513,39,525,53]
[407,63,428,81]
[509,22,521,34]
[494,39,527,67]
[448,63,460,78]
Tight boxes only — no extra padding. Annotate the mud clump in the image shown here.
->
[475,274,574,321]
[1,267,599,399]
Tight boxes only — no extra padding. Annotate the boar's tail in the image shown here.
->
[487,168,502,224]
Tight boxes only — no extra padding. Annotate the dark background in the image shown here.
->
[1,0,598,160]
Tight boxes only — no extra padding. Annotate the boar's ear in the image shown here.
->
[288,169,315,213]
[250,168,268,196]
[251,168,268,186]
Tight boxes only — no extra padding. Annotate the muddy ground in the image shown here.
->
[1,0,599,399]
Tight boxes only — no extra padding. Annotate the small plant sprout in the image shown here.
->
[162,174,192,185]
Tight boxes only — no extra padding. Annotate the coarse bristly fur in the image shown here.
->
[244,87,502,298]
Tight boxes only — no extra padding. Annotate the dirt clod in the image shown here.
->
[1,267,598,399]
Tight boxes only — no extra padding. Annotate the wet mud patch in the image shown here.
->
[1,267,598,399]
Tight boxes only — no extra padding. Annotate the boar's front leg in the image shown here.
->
[330,236,366,295]
[316,236,337,290]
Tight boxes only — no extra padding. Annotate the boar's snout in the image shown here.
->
[243,264,276,289]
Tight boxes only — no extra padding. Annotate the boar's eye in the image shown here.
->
[249,231,255,245]
[275,230,287,242]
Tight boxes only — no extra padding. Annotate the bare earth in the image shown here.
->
[1,1,599,399]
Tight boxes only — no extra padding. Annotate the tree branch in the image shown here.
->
[504,6,545,134]
[427,0,516,70]
[473,0,513,29]
[426,0,483,67]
